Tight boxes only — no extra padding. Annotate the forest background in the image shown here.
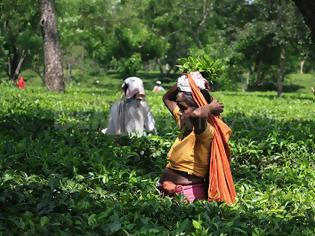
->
[1,0,315,94]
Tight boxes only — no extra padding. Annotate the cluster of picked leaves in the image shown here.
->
[176,55,223,80]
[0,82,314,235]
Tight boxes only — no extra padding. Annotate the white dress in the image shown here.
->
[106,98,155,136]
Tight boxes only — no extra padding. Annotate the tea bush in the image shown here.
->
[0,84,314,235]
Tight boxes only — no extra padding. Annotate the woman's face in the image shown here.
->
[176,92,197,131]
[176,92,197,114]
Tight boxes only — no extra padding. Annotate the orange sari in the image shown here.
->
[187,74,236,205]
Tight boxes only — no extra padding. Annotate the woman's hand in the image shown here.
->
[190,99,224,119]
[208,99,224,116]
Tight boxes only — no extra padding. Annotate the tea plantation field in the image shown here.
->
[0,84,314,235]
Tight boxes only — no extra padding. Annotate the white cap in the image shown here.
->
[177,71,208,92]
[156,81,162,85]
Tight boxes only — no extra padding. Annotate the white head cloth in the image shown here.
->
[123,77,145,99]
[177,71,208,92]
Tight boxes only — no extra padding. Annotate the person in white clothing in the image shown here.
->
[105,77,156,136]
[152,81,165,93]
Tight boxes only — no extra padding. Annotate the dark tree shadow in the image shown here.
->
[283,84,304,92]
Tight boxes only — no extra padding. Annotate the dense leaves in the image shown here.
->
[0,0,41,79]
[0,82,314,234]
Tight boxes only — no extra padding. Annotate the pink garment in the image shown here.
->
[175,183,207,203]
[157,181,207,203]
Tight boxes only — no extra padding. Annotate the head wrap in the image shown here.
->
[177,72,209,92]
[122,77,145,99]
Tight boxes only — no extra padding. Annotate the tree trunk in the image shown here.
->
[245,66,253,91]
[14,51,26,81]
[7,57,11,78]
[277,47,286,97]
[39,0,65,92]
[7,44,18,79]
[194,0,210,48]
[165,63,174,77]
[156,58,165,76]
[255,60,263,84]
[7,51,26,81]
[33,64,45,83]
[293,0,315,40]
[67,63,72,82]
[299,60,305,74]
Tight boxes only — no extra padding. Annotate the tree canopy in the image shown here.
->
[0,0,314,92]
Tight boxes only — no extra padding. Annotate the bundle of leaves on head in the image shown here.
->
[177,55,223,81]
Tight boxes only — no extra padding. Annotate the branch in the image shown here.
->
[14,50,26,80]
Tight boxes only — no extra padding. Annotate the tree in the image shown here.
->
[293,0,315,40]
[0,0,41,81]
[255,0,312,96]
[71,0,167,73]
[39,0,65,91]
[142,0,218,75]
[216,0,312,95]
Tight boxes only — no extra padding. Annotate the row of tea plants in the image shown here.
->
[0,84,314,235]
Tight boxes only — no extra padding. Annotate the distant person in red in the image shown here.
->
[16,76,26,89]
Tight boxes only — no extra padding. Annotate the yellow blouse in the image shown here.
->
[166,106,214,178]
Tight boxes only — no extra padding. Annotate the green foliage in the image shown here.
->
[1,0,314,90]
[285,73,315,93]
[117,53,142,78]
[177,55,223,81]
[0,81,314,235]
[0,0,41,78]
[229,0,314,91]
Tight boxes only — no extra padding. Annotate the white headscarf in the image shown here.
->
[177,72,209,92]
[123,77,145,99]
